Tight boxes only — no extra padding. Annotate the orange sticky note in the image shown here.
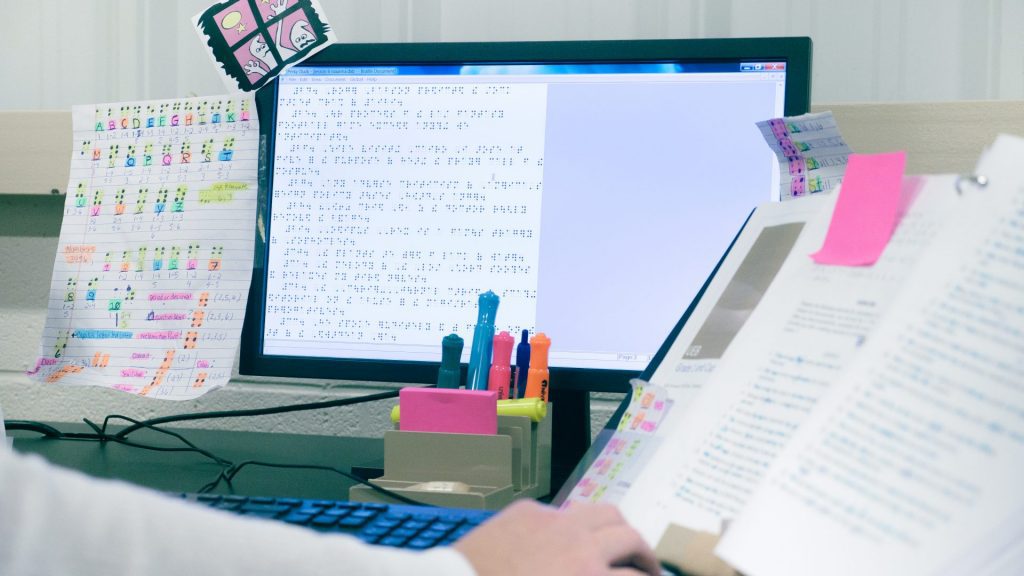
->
[811,152,906,266]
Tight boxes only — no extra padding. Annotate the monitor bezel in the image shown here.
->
[240,37,812,392]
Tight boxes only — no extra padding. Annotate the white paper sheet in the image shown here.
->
[717,135,1024,576]
[28,95,259,400]
[619,175,962,540]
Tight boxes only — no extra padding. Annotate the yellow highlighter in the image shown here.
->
[391,396,547,424]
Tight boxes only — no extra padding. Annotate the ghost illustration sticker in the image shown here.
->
[193,0,336,92]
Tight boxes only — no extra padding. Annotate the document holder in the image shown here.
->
[350,406,552,509]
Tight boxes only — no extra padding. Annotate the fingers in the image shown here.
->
[597,524,662,576]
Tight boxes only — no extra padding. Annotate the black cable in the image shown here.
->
[85,415,233,467]
[197,460,425,506]
[110,387,415,440]
[6,416,432,507]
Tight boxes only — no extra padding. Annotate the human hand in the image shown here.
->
[454,499,661,576]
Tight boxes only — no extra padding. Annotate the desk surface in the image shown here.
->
[12,423,384,500]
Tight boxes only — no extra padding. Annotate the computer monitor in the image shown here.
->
[240,38,812,394]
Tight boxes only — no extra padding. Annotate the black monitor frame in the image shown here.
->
[240,37,812,393]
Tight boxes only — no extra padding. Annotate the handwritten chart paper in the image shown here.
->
[28,95,258,400]
[193,0,336,92]
[757,111,852,201]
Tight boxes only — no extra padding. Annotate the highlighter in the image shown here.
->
[524,332,551,401]
[437,333,464,389]
[513,329,530,399]
[391,397,547,424]
[466,290,500,390]
[488,331,514,400]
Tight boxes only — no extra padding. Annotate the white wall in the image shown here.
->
[0,0,1021,109]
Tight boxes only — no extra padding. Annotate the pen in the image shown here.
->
[436,333,464,389]
[524,332,550,402]
[466,290,499,390]
[514,329,530,398]
[488,331,514,400]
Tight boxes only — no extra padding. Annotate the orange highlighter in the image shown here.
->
[524,332,551,402]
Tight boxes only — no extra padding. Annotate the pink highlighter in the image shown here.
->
[488,331,514,400]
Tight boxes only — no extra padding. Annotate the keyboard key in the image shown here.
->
[407,538,438,550]
[241,503,291,516]
[413,513,438,522]
[419,529,447,541]
[349,509,379,519]
[362,503,388,511]
[276,498,302,506]
[379,536,409,547]
[282,512,314,525]
[384,511,411,522]
[369,519,402,530]
[357,532,381,544]
[322,507,352,517]
[402,520,429,531]
[222,495,246,503]
[360,526,392,537]
[389,528,419,539]
[428,522,456,534]
[213,501,241,511]
[250,496,275,505]
[310,515,340,527]
[338,515,370,528]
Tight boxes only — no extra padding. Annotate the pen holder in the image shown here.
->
[349,404,552,509]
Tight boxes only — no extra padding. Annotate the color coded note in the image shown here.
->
[192,0,337,92]
[562,380,673,507]
[27,95,259,400]
[757,111,853,201]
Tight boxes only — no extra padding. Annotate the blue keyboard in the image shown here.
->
[180,493,495,549]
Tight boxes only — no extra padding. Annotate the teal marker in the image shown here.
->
[437,333,464,389]
[466,290,499,390]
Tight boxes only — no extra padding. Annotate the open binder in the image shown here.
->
[556,134,1024,576]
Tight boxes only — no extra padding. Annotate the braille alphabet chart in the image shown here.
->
[28,95,258,400]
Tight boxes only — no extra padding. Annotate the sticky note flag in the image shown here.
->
[399,388,498,435]
[193,0,337,92]
[810,152,906,266]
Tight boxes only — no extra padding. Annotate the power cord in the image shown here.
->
[3,387,433,506]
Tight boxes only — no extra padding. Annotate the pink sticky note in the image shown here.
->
[399,387,497,435]
[811,152,906,266]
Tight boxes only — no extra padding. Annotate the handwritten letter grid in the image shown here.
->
[29,95,259,400]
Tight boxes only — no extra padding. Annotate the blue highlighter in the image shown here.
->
[466,290,500,390]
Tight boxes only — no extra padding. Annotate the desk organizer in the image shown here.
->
[349,406,552,509]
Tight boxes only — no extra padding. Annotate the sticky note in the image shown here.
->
[399,388,498,435]
[811,152,906,266]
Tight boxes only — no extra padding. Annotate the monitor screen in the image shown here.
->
[241,38,812,392]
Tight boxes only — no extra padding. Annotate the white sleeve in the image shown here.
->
[0,448,477,576]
